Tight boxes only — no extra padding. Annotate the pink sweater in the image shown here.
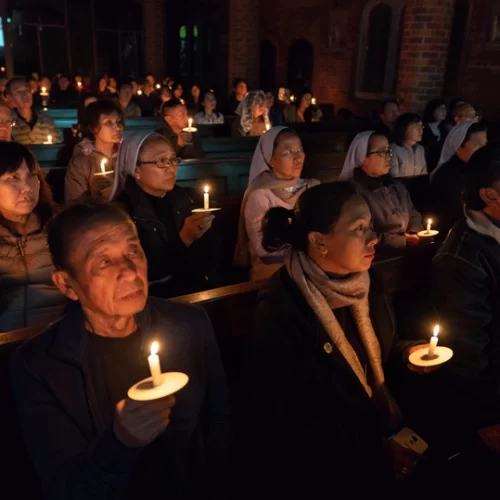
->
[244,188,293,281]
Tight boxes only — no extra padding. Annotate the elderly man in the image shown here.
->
[157,98,204,159]
[6,77,61,144]
[50,74,79,108]
[10,200,231,499]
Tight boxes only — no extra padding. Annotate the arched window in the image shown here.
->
[355,0,404,99]
[287,39,313,95]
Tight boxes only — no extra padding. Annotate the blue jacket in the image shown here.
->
[10,298,231,499]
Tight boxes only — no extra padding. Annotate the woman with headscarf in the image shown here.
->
[431,121,488,233]
[233,126,319,280]
[111,131,221,297]
[231,91,271,137]
[339,131,423,249]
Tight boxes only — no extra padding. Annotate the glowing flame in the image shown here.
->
[433,325,440,338]
[77,82,82,88]
[204,185,209,194]
[47,135,52,143]
[427,218,432,226]
[100,159,107,174]
[150,341,159,355]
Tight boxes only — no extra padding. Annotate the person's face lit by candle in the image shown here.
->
[52,218,149,318]
[59,76,70,91]
[234,80,247,101]
[144,82,154,97]
[163,103,189,135]
[0,103,13,141]
[130,80,138,95]
[0,160,40,221]
[160,87,172,103]
[93,112,124,146]
[146,74,155,86]
[98,78,107,93]
[118,84,133,105]
[299,93,312,111]
[202,92,217,114]
[191,85,200,101]
[8,80,33,115]
[173,83,183,99]
[362,134,392,177]
[134,137,179,196]
[253,101,266,119]
[264,92,274,110]
[109,77,117,90]
[268,131,305,180]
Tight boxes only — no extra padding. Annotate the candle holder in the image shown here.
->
[409,346,453,367]
[192,208,222,213]
[417,229,439,239]
[128,372,189,401]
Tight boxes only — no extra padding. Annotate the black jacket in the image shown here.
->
[240,267,410,497]
[10,298,231,500]
[431,154,467,234]
[432,217,500,428]
[156,124,204,159]
[117,177,221,298]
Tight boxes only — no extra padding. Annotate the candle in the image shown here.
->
[100,159,107,174]
[266,123,271,131]
[428,325,440,357]
[40,86,48,97]
[77,82,82,90]
[188,118,193,131]
[138,89,143,96]
[204,185,210,210]
[311,97,317,105]
[156,83,161,89]
[148,341,163,387]
[44,134,52,144]
[426,218,432,234]
[290,95,296,102]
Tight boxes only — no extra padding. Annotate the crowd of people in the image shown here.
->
[1,68,500,499]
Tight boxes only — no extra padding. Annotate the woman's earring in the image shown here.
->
[320,248,328,257]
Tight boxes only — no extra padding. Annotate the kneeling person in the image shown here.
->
[10,200,231,499]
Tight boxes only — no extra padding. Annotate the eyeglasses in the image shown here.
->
[0,119,13,126]
[367,148,392,158]
[137,156,182,169]
[280,149,305,159]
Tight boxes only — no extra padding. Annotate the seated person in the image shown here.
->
[157,99,204,159]
[390,113,427,177]
[6,77,61,145]
[117,82,141,118]
[111,132,220,297]
[422,98,448,146]
[186,84,202,115]
[283,91,322,123]
[241,182,423,498]
[453,102,477,126]
[231,90,270,137]
[50,74,80,108]
[136,80,161,117]
[431,121,488,233]
[154,86,172,116]
[10,200,231,499]
[65,100,124,202]
[340,131,423,248]
[432,143,500,446]
[0,142,66,331]
[375,100,400,142]
[194,91,224,125]
[234,126,319,280]
[225,77,247,114]
[265,91,284,127]
[0,100,13,141]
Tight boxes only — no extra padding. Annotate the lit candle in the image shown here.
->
[77,82,82,90]
[44,134,52,144]
[311,97,317,105]
[265,123,271,131]
[156,83,161,89]
[428,325,439,357]
[290,95,296,102]
[148,341,163,387]
[138,89,143,96]
[426,218,432,234]
[100,159,107,174]
[40,86,48,97]
[204,185,210,210]
[1,67,5,72]
[188,117,193,131]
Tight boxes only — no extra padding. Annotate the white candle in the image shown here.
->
[148,341,163,387]
[77,82,82,90]
[311,97,317,105]
[426,218,432,234]
[41,86,48,96]
[428,325,439,357]
[100,159,107,174]
[46,135,52,144]
[156,83,161,89]
[204,185,210,210]
[188,118,193,131]
[138,89,143,96]
[265,123,271,131]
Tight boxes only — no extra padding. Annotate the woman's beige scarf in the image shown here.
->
[287,250,401,429]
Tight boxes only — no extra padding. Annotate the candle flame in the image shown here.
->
[47,135,52,143]
[204,185,209,194]
[42,87,46,93]
[138,90,143,95]
[150,341,159,355]
[100,159,107,174]
[188,118,193,128]
[433,325,440,337]
[312,97,317,105]
[77,82,82,87]
[427,218,432,225]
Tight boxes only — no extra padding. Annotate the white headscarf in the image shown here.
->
[248,125,289,185]
[338,131,374,180]
[431,120,476,180]
[109,131,163,200]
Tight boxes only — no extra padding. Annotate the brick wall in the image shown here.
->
[228,0,260,90]
[459,0,500,119]
[143,0,167,79]
[396,0,456,114]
